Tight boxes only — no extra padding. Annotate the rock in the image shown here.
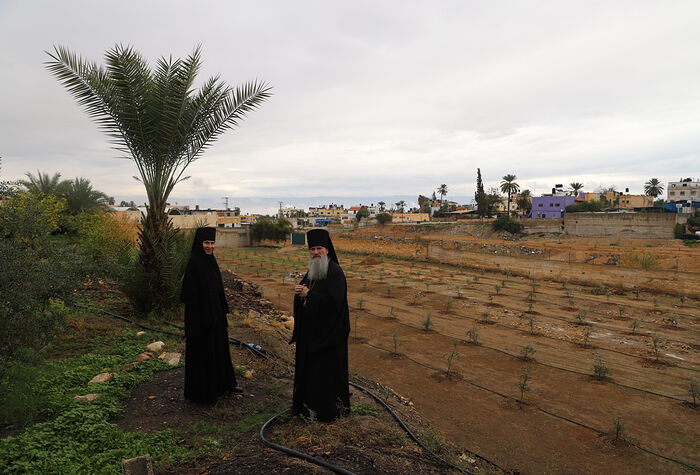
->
[74,393,100,402]
[244,369,254,379]
[146,341,165,352]
[136,353,152,362]
[158,352,181,366]
[248,309,261,319]
[136,331,146,337]
[89,373,113,384]
[121,363,136,371]
[122,454,154,475]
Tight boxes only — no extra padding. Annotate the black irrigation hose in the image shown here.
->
[360,307,690,402]
[74,303,477,474]
[360,340,699,473]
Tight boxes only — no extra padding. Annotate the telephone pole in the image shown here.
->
[221,197,229,210]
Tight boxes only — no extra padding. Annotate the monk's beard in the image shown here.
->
[307,254,329,281]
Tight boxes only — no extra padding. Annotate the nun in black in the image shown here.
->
[180,227,239,403]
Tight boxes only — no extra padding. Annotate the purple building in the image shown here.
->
[530,194,580,218]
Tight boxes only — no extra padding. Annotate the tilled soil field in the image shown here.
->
[219,226,699,474]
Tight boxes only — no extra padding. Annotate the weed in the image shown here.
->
[634,288,640,299]
[568,297,575,308]
[356,297,365,310]
[605,291,611,304]
[412,291,422,305]
[574,309,588,324]
[386,284,392,297]
[528,316,535,334]
[445,340,460,375]
[494,284,501,295]
[422,311,433,332]
[353,312,361,341]
[591,353,610,379]
[473,275,479,283]
[350,404,380,417]
[653,297,659,311]
[679,295,686,306]
[387,306,397,319]
[517,366,533,401]
[527,302,534,313]
[527,291,535,302]
[480,311,489,322]
[520,344,536,361]
[488,293,494,303]
[361,281,368,293]
[466,326,479,345]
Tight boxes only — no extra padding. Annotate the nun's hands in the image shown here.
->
[294,284,309,298]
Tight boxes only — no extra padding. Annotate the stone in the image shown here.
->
[89,372,113,384]
[248,309,261,319]
[136,353,151,362]
[158,352,181,366]
[136,331,146,337]
[146,341,165,352]
[244,369,254,379]
[121,363,136,371]
[74,393,100,402]
[122,454,154,475]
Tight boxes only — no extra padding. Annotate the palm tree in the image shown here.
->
[644,178,664,198]
[20,170,69,195]
[378,201,386,212]
[517,189,532,215]
[395,200,406,213]
[437,184,448,205]
[63,177,109,214]
[499,174,520,217]
[569,182,584,196]
[47,45,271,312]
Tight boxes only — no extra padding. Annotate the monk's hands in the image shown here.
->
[294,284,309,298]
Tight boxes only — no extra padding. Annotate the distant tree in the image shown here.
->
[475,168,486,217]
[119,200,137,207]
[517,189,532,215]
[20,170,70,196]
[395,200,406,213]
[431,190,437,202]
[484,188,502,217]
[250,217,293,242]
[377,201,386,211]
[566,200,605,212]
[437,184,448,205]
[62,177,110,214]
[569,182,584,196]
[500,174,520,217]
[355,206,370,223]
[417,195,431,213]
[376,212,392,225]
[644,178,664,198]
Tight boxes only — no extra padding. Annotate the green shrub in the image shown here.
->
[250,217,293,242]
[376,212,392,225]
[492,215,523,234]
[565,200,605,212]
[674,223,685,239]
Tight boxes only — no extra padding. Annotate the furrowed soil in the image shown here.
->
[221,223,700,474]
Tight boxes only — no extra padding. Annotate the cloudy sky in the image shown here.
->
[1,1,699,213]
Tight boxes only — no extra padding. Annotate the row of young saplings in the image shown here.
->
[350,295,699,407]
[227,252,695,364]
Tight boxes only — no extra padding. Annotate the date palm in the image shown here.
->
[20,170,69,196]
[569,182,584,196]
[644,178,664,198]
[395,200,406,213]
[63,177,110,214]
[499,174,520,217]
[46,44,271,312]
[437,184,448,205]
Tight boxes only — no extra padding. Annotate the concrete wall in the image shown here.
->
[519,218,564,235]
[215,228,250,248]
[563,213,682,239]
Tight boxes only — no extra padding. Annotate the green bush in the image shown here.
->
[674,223,685,239]
[250,217,293,242]
[492,215,523,234]
[376,212,392,225]
[0,191,65,244]
[565,200,605,212]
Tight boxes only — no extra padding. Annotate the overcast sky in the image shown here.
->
[1,1,699,213]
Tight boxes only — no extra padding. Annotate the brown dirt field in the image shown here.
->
[222,226,699,474]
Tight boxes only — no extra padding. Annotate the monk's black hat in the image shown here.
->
[196,227,217,242]
[307,228,339,264]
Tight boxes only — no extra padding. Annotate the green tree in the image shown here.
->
[437,184,448,205]
[19,171,70,196]
[517,189,532,215]
[500,174,520,217]
[475,168,486,217]
[378,201,386,211]
[644,178,664,198]
[355,206,370,223]
[46,45,271,314]
[395,200,406,213]
[63,177,110,214]
[417,195,430,213]
[569,182,584,196]
[376,212,392,225]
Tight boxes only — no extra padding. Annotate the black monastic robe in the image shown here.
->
[290,260,351,422]
[181,234,237,403]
